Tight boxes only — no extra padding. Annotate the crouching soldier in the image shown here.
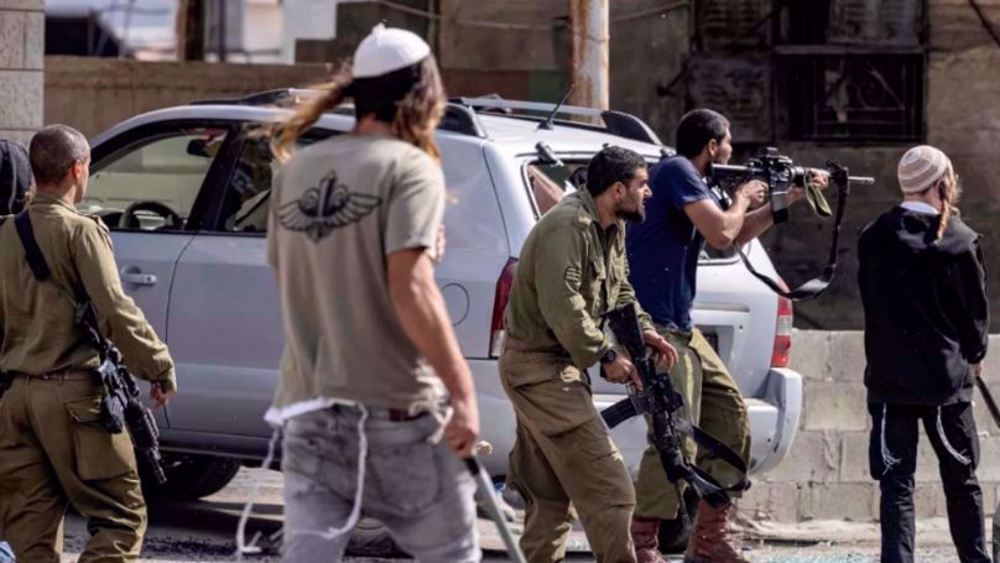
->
[500,146,678,563]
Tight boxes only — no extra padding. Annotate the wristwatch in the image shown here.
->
[599,348,618,364]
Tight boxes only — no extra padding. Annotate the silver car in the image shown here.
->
[83,94,802,506]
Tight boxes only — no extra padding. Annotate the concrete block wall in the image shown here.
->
[738,331,1000,523]
[44,57,335,138]
[0,0,43,145]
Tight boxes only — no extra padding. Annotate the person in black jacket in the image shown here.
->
[858,144,991,563]
[0,139,32,215]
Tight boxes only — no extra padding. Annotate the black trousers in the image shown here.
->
[869,401,991,563]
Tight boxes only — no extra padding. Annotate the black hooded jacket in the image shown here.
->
[0,140,31,215]
[858,205,989,406]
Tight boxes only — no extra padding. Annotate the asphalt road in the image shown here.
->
[56,468,974,562]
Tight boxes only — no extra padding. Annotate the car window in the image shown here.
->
[527,158,740,262]
[216,132,334,234]
[524,160,586,217]
[81,128,228,232]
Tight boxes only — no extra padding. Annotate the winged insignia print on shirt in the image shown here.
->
[278,170,382,242]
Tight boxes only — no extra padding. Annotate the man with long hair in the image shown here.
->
[266,25,480,562]
[858,145,990,563]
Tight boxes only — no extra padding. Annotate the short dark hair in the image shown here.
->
[675,108,730,158]
[29,125,90,186]
[586,146,647,197]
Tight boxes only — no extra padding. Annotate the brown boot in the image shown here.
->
[683,501,749,563]
[631,515,668,563]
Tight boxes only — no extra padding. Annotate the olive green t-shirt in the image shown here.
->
[265,135,446,424]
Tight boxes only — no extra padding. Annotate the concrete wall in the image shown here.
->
[745,0,1000,332]
[925,0,1000,333]
[740,331,1000,522]
[44,57,334,138]
[0,0,44,145]
[42,57,565,139]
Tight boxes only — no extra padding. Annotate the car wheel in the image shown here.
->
[658,487,700,554]
[142,454,242,501]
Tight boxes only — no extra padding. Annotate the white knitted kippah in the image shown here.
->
[897,145,950,194]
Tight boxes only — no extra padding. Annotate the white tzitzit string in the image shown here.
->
[935,406,971,466]
[234,404,371,559]
[236,427,282,560]
[291,404,370,541]
[880,404,901,475]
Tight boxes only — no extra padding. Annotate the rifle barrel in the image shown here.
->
[848,176,876,185]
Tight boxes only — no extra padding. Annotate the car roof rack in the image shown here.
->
[190,88,488,138]
[449,96,663,146]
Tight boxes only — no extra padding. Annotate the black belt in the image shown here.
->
[388,409,424,422]
[11,370,93,382]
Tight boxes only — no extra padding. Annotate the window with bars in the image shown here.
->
[781,51,923,142]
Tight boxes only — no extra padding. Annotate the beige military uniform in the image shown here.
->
[0,193,176,562]
[501,189,653,563]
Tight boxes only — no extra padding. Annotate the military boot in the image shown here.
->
[631,515,668,563]
[683,500,749,563]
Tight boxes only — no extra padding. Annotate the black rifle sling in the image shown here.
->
[602,396,749,490]
[14,212,53,283]
[14,212,104,351]
[736,167,850,301]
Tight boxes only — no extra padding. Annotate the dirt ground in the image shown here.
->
[57,468,985,562]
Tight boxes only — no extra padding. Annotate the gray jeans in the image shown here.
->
[281,405,480,562]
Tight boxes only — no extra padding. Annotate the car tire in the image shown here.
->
[658,488,700,554]
[142,454,242,501]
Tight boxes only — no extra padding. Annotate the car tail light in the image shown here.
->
[490,258,518,358]
[771,295,793,368]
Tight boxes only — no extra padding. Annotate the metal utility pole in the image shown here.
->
[216,0,228,62]
[175,0,206,61]
[568,0,609,110]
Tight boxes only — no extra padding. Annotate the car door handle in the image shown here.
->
[121,269,158,286]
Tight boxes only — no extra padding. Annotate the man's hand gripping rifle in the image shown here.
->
[708,147,876,301]
[600,304,746,511]
[10,210,168,485]
[710,147,875,224]
[78,301,168,485]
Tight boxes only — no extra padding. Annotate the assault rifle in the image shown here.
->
[706,147,876,301]
[13,212,167,485]
[600,304,747,510]
[85,307,168,485]
[710,147,875,224]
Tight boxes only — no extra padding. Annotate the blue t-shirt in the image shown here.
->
[627,156,715,331]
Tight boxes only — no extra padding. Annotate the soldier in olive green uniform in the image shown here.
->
[500,147,677,563]
[0,125,176,563]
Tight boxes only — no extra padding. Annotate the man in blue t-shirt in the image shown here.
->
[626,109,828,563]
